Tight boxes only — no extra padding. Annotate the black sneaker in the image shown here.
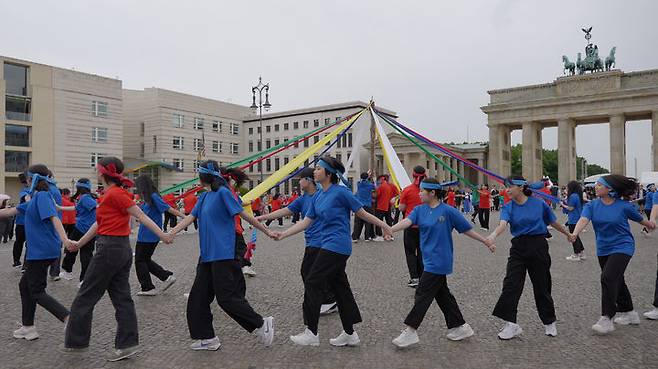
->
[407,278,419,288]
[12,261,22,268]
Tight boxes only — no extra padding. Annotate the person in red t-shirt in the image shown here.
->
[252,197,262,216]
[398,166,426,287]
[60,189,77,237]
[374,175,396,239]
[265,194,284,227]
[183,192,199,232]
[478,185,491,230]
[64,156,170,359]
[446,188,456,208]
[289,189,300,223]
[162,193,178,232]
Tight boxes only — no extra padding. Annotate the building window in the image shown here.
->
[249,163,254,173]
[92,127,108,143]
[257,141,262,151]
[140,143,145,157]
[324,118,330,125]
[212,141,219,153]
[173,113,184,128]
[266,125,271,133]
[90,153,104,168]
[303,139,309,148]
[313,119,319,127]
[212,121,219,132]
[139,122,145,136]
[265,139,271,149]
[194,138,203,151]
[257,126,261,134]
[231,122,239,135]
[348,133,353,147]
[303,120,309,129]
[293,121,299,129]
[274,138,280,146]
[194,117,204,130]
[173,158,184,171]
[283,156,289,165]
[266,158,271,172]
[335,116,341,122]
[274,124,280,132]
[5,151,30,172]
[152,135,157,153]
[92,101,108,117]
[314,136,319,144]
[4,63,28,96]
[193,160,200,169]
[218,141,223,153]
[283,123,289,131]
[173,136,184,150]
[5,124,30,147]
[258,162,262,172]
[274,157,280,171]
[248,141,254,152]
[347,151,352,167]
[249,127,253,135]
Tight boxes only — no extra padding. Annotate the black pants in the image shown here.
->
[234,232,251,267]
[403,228,423,279]
[12,224,26,264]
[61,227,96,281]
[352,206,375,240]
[292,211,300,223]
[184,213,198,231]
[164,212,177,232]
[643,209,652,232]
[375,209,393,236]
[187,259,263,339]
[300,247,336,325]
[478,208,490,229]
[303,248,362,335]
[65,236,138,349]
[135,241,172,291]
[494,197,500,211]
[19,259,69,326]
[567,224,584,254]
[598,253,634,318]
[48,246,62,278]
[471,206,479,222]
[64,223,75,238]
[492,235,556,325]
[393,208,401,223]
[266,217,283,226]
[404,272,465,329]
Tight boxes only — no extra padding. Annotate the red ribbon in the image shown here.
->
[97,163,134,188]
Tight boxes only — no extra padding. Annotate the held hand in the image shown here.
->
[647,221,657,231]
[486,233,496,243]
[161,232,175,244]
[65,239,79,252]
[383,225,394,241]
[567,233,577,243]
[255,215,265,222]
[483,238,496,253]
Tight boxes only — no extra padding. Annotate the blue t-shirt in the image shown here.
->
[75,194,97,234]
[355,180,375,208]
[581,199,644,256]
[191,187,244,262]
[566,193,582,225]
[17,191,60,260]
[644,191,654,210]
[500,197,557,238]
[408,203,473,275]
[48,183,63,219]
[138,193,170,243]
[305,184,363,255]
[15,186,30,225]
[287,191,322,248]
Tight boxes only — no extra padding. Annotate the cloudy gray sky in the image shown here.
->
[3,0,657,175]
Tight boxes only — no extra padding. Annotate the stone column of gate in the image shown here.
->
[488,124,512,178]
[652,111,658,171]
[522,121,543,181]
[558,118,577,186]
[437,156,446,181]
[609,114,626,175]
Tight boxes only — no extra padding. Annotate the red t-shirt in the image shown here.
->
[252,197,262,212]
[62,196,76,225]
[230,187,244,234]
[96,186,134,236]
[183,193,198,214]
[479,190,491,209]
[446,191,456,207]
[540,187,551,205]
[271,198,282,211]
[399,184,422,218]
[163,193,177,208]
[376,181,398,211]
[502,189,511,204]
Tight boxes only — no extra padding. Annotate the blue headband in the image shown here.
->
[597,177,619,198]
[420,180,458,190]
[197,162,221,177]
[75,181,92,190]
[317,159,350,186]
[27,172,57,194]
[504,179,528,187]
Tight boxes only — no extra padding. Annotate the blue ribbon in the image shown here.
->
[75,181,92,190]
[528,181,546,190]
[597,177,619,198]
[197,162,221,177]
[420,180,458,190]
[504,179,528,187]
[27,172,57,194]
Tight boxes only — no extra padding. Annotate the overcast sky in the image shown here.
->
[2,0,657,175]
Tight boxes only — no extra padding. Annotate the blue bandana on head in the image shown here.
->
[420,180,458,190]
[597,177,619,198]
[197,162,221,177]
[504,178,528,187]
[317,159,349,187]
[27,171,57,194]
[75,181,92,190]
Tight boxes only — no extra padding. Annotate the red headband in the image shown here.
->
[412,171,426,185]
[97,163,134,188]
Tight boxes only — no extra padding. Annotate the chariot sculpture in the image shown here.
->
[561,27,616,76]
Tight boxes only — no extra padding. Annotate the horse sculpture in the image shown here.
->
[576,51,604,74]
[605,46,616,71]
[562,55,575,76]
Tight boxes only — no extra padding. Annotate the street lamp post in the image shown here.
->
[250,77,271,184]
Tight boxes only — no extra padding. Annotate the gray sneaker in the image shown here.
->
[160,275,177,292]
[107,345,140,362]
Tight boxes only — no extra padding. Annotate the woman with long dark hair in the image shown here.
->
[561,180,586,261]
[223,167,257,277]
[134,175,185,296]
[487,176,572,340]
[571,174,654,334]
[275,156,392,347]
[168,160,275,351]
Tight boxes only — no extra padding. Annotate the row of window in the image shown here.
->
[171,136,238,154]
[244,152,352,174]
[4,125,107,148]
[172,113,239,135]
[247,132,353,152]
[247,117,341,136]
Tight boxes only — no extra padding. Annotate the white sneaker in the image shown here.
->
[352,239,359,243]
[59,271,74,280]
[407,278,419,288]
[190,336,221,351]
[242,266,257,277]
[77,281,83,289]
[592,316,615,334]
[392,327,419,348]
[50,275,61,281]
[254,316,274,347]
[613,311,640,325]
[372,237,385,242]
[578,252,587,260]
[565,254,581,262]
[320,302,338,315]
[446,323,474,341]
[13,325,39,340]
[329,331,360,347]
[137,289,158,296]
[497,322,522,340]
[290,328,320,346]
[544,322,557,337]
[160,275,176,292]
[643,308,658,320]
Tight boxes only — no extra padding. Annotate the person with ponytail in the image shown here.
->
[561,180,586,261]
[11,173,29,268]
[487,176,572,340]
[0,164,73,342]
[571,174,654,334]
[60,178,98,284]
[167,160,275,351]
[222,167,257,277]
[275,156,393,347]
[398,165,428,288]
[134,175,185,296]
[647,185,658,320]
[389,178,495,348]
[64,157,172,362]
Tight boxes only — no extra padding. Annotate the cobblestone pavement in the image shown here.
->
[1,212,657,369]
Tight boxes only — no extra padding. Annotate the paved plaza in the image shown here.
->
[1,212,657,369]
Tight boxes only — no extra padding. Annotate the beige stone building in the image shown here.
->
[0,55,123,199]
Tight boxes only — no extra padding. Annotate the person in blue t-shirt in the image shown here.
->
[168,160,275,351]
[388,178,495,348]
[12,173,29,267]
[134,175,185,296]
[487,176,572,340]
[352,171,376,241]
[60,178,98,283]
[647,189,658,320]
[44,172,64,280]
[639,183,655,235]
[257,167,337,315]
[275,156,392,347]
[571,174,654,334]
[560,180,586,261]
[0,164,73,341]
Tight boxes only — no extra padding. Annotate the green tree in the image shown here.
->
[509,144,608,181]
[586,164,609,176]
